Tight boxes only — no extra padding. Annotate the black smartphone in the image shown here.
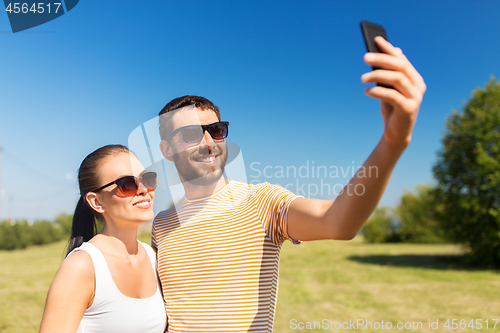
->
[360,20,393,89]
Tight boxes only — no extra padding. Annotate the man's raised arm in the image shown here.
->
[287,36,426,241]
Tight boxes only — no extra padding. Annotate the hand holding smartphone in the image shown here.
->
[360,21,393,89]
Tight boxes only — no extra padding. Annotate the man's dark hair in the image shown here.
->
[158,95,221,140]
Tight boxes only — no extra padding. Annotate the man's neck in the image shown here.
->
[183,176,229,200]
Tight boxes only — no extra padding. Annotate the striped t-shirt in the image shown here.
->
[152,180,300,332]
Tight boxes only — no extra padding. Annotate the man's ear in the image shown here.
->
[160,140,174,162]
[86,192,106,214]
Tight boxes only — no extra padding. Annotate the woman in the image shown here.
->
[39,145,167,333]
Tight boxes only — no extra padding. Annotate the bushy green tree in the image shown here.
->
[396,185,446,243]
[0,213,73,251]
[362,207,399,243]
[433,78,500,267]
[30,220,64,245]
[0,220,31,250]
[54,213,73,237]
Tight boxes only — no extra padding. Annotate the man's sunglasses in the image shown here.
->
[166,121,229,143]
[91,172,157,197]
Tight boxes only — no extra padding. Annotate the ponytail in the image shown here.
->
[67,197,98,255]
[66,144,133,256]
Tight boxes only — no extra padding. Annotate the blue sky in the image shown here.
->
[1,1,499,220]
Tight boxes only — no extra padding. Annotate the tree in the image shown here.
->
[0,220,30,250]
[396,185,446,243]
[54,212,73,236]
[362,207,399,243]
[433,77,500,267]
[30,220,64,245]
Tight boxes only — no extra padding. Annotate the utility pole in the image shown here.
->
[8,195,12,222]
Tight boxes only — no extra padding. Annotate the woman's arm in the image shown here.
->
[39,251,95,333]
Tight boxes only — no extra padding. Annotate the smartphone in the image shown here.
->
[360,21,393,89]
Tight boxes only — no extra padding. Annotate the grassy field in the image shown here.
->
[275,239,499,332]
[1,235,498,333]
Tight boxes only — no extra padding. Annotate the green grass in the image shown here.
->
[275,237,500,332]
[1,235,498,333]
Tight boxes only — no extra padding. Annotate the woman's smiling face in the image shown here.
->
[89,152,155,226]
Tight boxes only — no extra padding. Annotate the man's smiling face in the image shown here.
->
[162,106,228,186]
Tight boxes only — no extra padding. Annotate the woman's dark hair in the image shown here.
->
[67,144,133,255]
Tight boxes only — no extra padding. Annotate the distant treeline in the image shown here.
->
[0,213,72,250]
[362,185,446,244]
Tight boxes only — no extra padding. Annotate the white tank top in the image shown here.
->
[70,242,167,333]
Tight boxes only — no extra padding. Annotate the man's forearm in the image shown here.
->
[327,135,407,239]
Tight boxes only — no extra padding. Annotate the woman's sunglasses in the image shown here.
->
[92,172,157,197]
[166,121,229,143]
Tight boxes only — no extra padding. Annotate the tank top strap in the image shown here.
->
[69,242,119,301]
[139,241,157,272]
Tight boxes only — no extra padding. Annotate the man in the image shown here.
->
[152,37,426,332]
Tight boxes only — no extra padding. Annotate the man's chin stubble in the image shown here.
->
[183,168,225,186]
